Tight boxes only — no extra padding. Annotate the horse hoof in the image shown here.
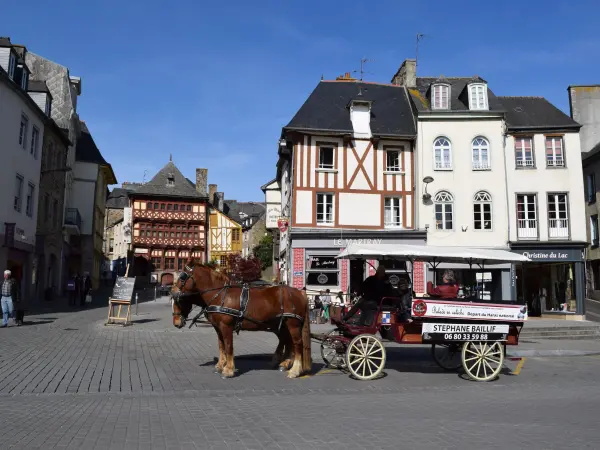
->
[278,366,286,372]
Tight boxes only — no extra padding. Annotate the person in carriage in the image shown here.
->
[426,269,460,299]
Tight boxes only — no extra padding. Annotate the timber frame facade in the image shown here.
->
[208,208,242,267]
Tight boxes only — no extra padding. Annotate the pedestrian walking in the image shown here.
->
[1,270,19,327]
[81,273,92,307]
[67,275,77,306]
[321,289,332,322]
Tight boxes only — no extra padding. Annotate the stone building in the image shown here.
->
[103,187,136,278]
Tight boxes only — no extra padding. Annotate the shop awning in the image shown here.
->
[336,243,531,265]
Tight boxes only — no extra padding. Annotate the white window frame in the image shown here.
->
[515,137,535,168]
[318,147,335,170]
[434,191,454,230]
[433,137,452,170]
[468,83,488,110]
[546,136,565,167]
[547,192,569,239]
[587,172,597,203]
[316,193,334,226]
[384,197,402,228]
[26,183,35,217]
[305,252,340,289]
[473,191,492,231]
[8,52,16,79]
[19,114,28,149]
[20,70,27,90]
[385,150,401,172]
[432,84,450,110]
[31,126,39,158]
[472,137,490,170]
[516,194,538,239]
[14,174,24,212]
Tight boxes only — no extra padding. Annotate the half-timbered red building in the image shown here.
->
[129,161,208,285]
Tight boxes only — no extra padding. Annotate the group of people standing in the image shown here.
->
[309,289,354,324]
[66,273,92,307]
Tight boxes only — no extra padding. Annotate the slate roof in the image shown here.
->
[106,187,134,209]
[224,201,266,227]
[0,37,11,47]
[284,80,416,137]
[76,121,116,183]
[497,96,581,131]
[131,161,208,200]
[409,77,504,112]
[583,141,600,166]
[27,80,50,93]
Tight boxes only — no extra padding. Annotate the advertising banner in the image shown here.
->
[421,322,509,342]
[411,299,527,322]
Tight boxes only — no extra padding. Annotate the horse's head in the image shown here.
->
[170,258,229,328]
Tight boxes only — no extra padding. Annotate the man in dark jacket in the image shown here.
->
[343,265,394,325]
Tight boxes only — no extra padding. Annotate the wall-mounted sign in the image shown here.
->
[123,207,132,244]
[512,248,583,262]
[266,204,282,229]
[277,218,289,233]
[333,238,383,246]
[293,271,303,277]
[307,256,338,270]
[134,248,148,254]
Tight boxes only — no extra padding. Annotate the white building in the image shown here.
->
[276,73,426,294]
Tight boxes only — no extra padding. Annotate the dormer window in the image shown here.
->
[349,99,372,138]
[8,53,16,80]
[468,84,488,110]
[432,84,450,109]
[318,147,334,169]
[167,174,175,186]
[20,69,27,90]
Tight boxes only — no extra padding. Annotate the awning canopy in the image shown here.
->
[336,243,531,265]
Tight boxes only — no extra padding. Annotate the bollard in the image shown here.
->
[135,293,138,315]
[154,286,157,302]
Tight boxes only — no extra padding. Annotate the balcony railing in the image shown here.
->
[435,161,452,170]
[472,161,490,170]
[517,219,538,239]
[133,209,206,223]
[549,218,569,239]
[516,159,534,168]
[64,208,82,230]
[547,158,565,167]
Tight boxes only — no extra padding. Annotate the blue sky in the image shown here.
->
[2,0,599,200]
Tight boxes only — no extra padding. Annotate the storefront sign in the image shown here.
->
[307,256,337,270]
[412,299,527,322]
[333,238,383,246]
[112,277,136,301]
[277,218,289,233]
[3,223,15,247]
[512,248,583,262]
[265,204,282,229]
[422,323,509,342]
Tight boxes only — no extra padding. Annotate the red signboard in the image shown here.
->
[277,218,288,233]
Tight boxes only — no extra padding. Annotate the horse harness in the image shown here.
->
[174,264,304,333]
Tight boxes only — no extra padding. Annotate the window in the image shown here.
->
[516,194,537,239]
[587,173,597,203]
[316,193,334,225]
[164,257,175,269]
[434,191,453,230]
[153,202,159,209]
[468,84,488,110]
[473,191,492,230]
[305,255,339,287]
[219,255,227,267]
[19,115,28,148]
[472,137,490,170]
[26,183,35,217]
[433,137,452,170]
[318,147,334,169]
[167,204,173,211]
[146,202,152,210]
[384,197,402,228]
[167,176,175,186]
[8,53,15,79]
[151,257,162,269]
[14,175,24,212]
[547,193,569,239]
[109,239,114,253]
[186,205,192,211]
[591,215,599,248]
[174,204,179,211]
[45,99,51,116]
[21,70,27,90]
[515,137,534,167]
[160,203,165,210]
[232,228,240,242]
[546,137,564,167]
[432,84,449,109]
[386,150,400,172]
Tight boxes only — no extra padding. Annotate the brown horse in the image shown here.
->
[171,260,312,379]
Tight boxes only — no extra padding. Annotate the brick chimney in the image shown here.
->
[209,184,218,204]
[391,59,416,87]
[214,192,224,212]
[195,168,208,196]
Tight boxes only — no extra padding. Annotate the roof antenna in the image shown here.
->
[142,169,148,184]
[416,33,426,72]
[169,153,172,162]
[359,57,373,81]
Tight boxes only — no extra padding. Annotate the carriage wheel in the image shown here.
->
[461,341,504,381]
[431,343,462,371]
[320,329,346,369]
[345,334,386,380]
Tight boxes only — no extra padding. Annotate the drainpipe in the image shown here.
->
[501,122,515,301]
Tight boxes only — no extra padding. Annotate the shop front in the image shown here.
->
[288,230,427,296]
[511,243,586,317]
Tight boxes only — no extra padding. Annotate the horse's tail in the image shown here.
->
[301,290,312,374]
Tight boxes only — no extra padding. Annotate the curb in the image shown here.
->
[508,349,600,358]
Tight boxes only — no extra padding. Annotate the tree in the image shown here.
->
[223,253,262,283]
[252,233,273,270]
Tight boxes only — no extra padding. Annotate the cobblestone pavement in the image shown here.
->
[1,297,600,449]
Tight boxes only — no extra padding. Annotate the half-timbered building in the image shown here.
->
[277,73,425,294]
[129,161,208,286]
[207,185,242,267]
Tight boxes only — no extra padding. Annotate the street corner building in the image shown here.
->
[128,160,209,287]
[274,70,427,297]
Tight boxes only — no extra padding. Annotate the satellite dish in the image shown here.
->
[423,176,434,184]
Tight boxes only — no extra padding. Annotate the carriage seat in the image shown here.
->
[426,281,459,299]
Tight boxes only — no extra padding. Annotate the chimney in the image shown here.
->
[391,59,416,88]
[209,184,218,204]
[214,192,224,212]
[195,168,208,196]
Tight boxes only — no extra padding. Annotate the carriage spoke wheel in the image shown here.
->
[345,334,386,381]
[320,330,346,369]
[431,343,462,371]
[461,341,504,381]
